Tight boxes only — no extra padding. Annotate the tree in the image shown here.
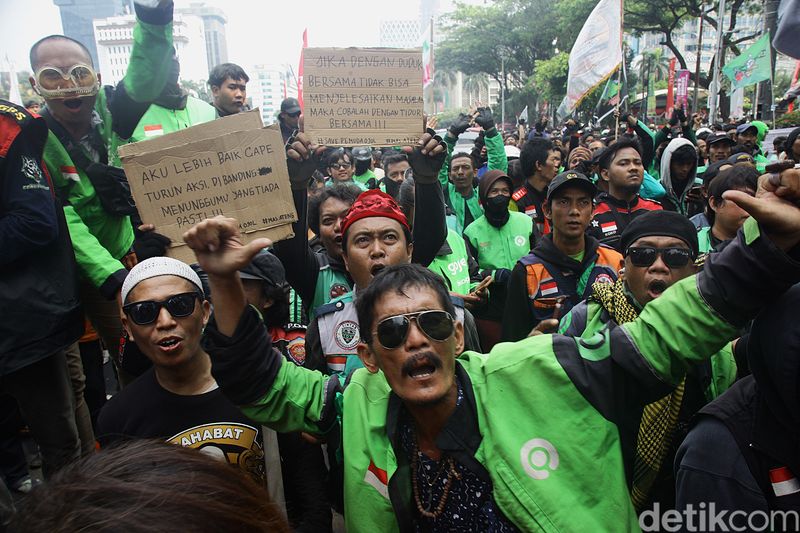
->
[180,79,210,103]
[436,0,596,119]
[0,71,38,104]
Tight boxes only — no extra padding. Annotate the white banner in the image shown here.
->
[562,0,622,114]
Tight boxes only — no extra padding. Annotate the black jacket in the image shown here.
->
[0,102,82,374]
[676,285,800,529]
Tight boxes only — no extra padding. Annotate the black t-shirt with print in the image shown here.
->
[97,367,265,483]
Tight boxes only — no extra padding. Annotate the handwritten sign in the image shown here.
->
[118,111,297,263]
[303,47,424,147]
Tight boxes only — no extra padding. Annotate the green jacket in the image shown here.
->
[204,217,800,532]
[697,226,714,254]
[109,96,216,166]
[438,129,507,234]
[428,228,479,295]
[42,3,174,297]
[559,297,737,401]
[463,212,533,272]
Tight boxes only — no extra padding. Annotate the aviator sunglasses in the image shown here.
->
[375,310,455,349]
[122,292,202,325]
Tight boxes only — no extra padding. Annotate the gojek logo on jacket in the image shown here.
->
[520,438,559,480]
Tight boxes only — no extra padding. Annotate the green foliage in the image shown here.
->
[776,110,800,127]
[434,107,470,129]
[436,0,596,118]
[180,79,210,103]
[0,71,38,104]
[532,52,569,102]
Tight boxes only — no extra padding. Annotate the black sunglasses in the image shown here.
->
[122,292,202,325]
[375,310,455,350]
[288,111,301,117]
[626,246,692,268]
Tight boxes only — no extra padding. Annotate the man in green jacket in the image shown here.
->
[192,164,800,531]
[438,108,507,234]
[559,210,737,512]
[30,0,175,365]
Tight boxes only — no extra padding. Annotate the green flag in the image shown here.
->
[723,33,772,90]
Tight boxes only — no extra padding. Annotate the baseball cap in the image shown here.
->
[726,152,755,166]
[280,97,301,114]
[239,250,286,287]
[706,132,735,146]
[736,122,758,135]
[352,146,373,162]
[546,170,597,201]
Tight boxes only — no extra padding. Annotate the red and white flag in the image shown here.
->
[540,280,559,297]
[297,29,307,111]
[60,165,80,182]
[364,460,389,499]
[143,124,164,138]
[770,467,800,497]
[601,221,617,234]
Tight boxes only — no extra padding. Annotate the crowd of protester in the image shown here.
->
[3,0,800,531]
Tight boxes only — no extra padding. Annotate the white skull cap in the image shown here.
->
[121,257,203,304]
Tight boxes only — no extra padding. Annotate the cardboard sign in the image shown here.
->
[303,47,424,147]
[118,111,297,263]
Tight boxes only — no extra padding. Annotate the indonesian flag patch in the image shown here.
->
[524,205,537,218]
[770,467,800,497]
[60,165,80,182]
[540,280,558,296]
[364,460,389,499]
[143,124,164,138]
[601,221,617,234]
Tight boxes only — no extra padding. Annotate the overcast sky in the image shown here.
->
[0,0,426,76]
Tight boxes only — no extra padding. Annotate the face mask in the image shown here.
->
[484,194,511,227]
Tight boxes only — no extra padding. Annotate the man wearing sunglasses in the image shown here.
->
[278,97,301,143]
[30,0,176,378]
[96,257,267,484]
[194,163,800,530]
[559,210,737,512]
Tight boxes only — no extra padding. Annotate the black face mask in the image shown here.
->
[484,194,511,227]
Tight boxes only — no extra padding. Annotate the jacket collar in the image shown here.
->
[597,191,642,210]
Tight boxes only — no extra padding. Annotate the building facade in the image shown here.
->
[249,65,297,126]
[93,12,209,87]
[177,2,228,70]
[53,0,130,67]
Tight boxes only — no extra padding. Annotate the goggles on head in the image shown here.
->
[34,64,99,99]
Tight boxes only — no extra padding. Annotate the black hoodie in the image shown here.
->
[676,284,800,524]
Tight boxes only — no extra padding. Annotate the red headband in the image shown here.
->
[340,189,410,237]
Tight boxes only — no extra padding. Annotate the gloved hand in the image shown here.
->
[404,128,446,184]
[285,133,321,190]
[474,107,495,131]
[676,107,687,125]
[669,109,679,127]
[448,113,472,137]
[565,119,581,134]
[132,230,171,261]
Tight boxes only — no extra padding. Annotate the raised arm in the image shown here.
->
[109,0,176,139]
[185,216,339,433]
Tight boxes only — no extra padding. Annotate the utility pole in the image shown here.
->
[501,57,506,132]
[709,0,727,124]
[692,14,705,115]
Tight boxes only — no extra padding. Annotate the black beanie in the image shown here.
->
[619,211,699,258]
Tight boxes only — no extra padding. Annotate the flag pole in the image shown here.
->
[615,0,624,141]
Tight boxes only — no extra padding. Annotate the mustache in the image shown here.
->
[401,351,443,375]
